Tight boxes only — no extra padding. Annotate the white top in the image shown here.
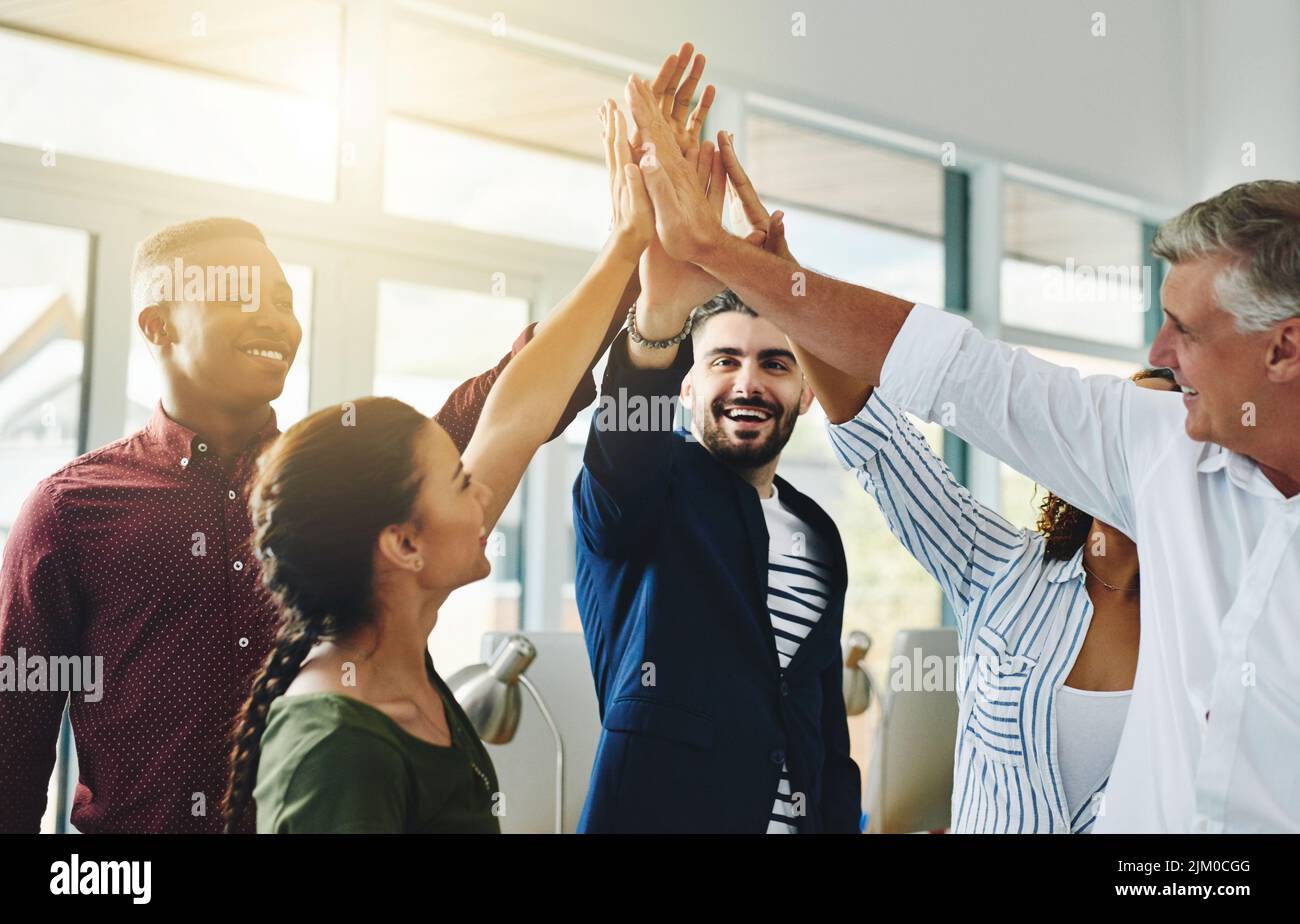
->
[760,485,832,834]
[829,394,1116,832]
[1055,686,1132,822]
[879,302,1300,833]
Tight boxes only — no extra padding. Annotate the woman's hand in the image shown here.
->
[601,98,654,264]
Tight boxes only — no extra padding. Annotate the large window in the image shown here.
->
[372,280,530,676]
[0,217,90,559]
[383,18,621,250]
[1001,180,1147,348]
[0,27,338,200]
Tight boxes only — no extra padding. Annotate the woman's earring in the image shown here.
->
[413,557,424,572]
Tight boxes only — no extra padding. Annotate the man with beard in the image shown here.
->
[572,288,861,833]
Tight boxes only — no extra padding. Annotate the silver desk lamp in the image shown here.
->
[447,634,565,834]
[843,630,875,716]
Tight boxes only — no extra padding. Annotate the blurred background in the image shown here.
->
[1,0,1295,831]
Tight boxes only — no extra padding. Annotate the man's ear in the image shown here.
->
[679,372,695,410]
[797,379,815,415]
[138,304,171,349]
[1265,318,1300,384]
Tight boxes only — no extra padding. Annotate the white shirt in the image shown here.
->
[760,485,832,833]
[1055,686,1131,822]
[879,302,1300,833]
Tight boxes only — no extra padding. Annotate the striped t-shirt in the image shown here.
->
[760,484,832,833]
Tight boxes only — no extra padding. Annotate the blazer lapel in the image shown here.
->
[770,475,844,674]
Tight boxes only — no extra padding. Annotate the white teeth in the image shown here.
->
[725,408,771,421]
[244,348,285,361]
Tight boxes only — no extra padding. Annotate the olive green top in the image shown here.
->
[254,659,501,834]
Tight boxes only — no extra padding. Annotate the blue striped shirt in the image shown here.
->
[827,393,1120,833]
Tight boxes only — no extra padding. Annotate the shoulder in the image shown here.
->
[255,694,413,833]
[260,694,411,780]
[24,431,151,511]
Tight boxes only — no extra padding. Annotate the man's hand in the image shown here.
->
[631,42,716,156]
[719,130,795,263]
[627,74,727,264]
[634,44,729,316]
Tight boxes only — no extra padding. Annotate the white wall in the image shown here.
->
[1184,0,1300,201]
[432,0,1193,206]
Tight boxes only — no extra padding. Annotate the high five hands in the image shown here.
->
[599,98,654,264]
[620,44,794,286]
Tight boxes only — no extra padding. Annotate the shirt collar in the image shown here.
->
[1044,544,1086,584]
[1195,440,1290,500]
[145,402,280,466]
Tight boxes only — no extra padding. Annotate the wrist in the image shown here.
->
[630,294,695,339]
[605,229,646,268]
[691,226,733,270]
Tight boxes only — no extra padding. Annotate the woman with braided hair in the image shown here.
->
[222,96,658,833]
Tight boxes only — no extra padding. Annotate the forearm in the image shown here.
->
[788,337,873,424]
[574,331,686,555]
[626,293,695,370]
[696,235,914,383]
[464,241,638,531]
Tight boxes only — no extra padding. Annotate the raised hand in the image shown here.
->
[600,98,653,264]
[626,74,727,268]
[718,131,795,263]
[630,44,728,316]
[631,42,716,156]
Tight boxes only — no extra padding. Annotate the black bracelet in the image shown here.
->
[626,303,693,349]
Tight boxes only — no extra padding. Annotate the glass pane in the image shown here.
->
[746,114,945,240]
[1001,181,1146,348]
[373,280,531,676]
[125,264,314,434]
[766,201,945,307]
[0,30,338,201]
[0,217,90,561]
[387,17,623,162]
[998,344,1142,529]
[384,117,608,251]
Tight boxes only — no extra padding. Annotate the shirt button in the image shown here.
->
[238,637,249,648]
[233,560,244,571]
[770,749,784,765]
[197,443,208,453]
[180,457,189,468]
[228,490,237,500]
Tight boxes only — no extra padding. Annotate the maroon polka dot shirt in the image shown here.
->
[0,321,600,833]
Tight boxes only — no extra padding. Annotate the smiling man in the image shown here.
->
[573,290,861,833]
[629,77,1300,833]
[0,217,623,832]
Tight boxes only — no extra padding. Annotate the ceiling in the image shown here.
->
[0,0,343,95]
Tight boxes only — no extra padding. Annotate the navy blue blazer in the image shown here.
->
[572,332,861,833]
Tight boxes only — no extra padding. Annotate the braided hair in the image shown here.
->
[223,396,430,832]
[1034,367,1178,560]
